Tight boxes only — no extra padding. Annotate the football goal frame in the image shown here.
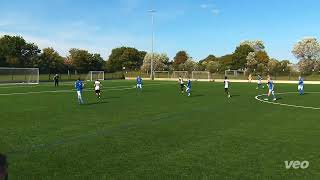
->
[225,69,246,77]
[154,71,170,79]
[0,67,39,85]
[86,71,105,81]
[172,71,189,79]
[192,71,211,81]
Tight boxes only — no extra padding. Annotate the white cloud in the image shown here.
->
[211,9,220,15]
[200,4,209,9]
[0,30,150,59]
[200,2,220,16]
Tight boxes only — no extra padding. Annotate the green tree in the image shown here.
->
[38,47,64,73]
[199,55,218,64]
[267,58,280,75]
[141,53,169,72]
[0,35,40,67]
[106,47,146,72]
[292,37,320,74]
[178,59,197,72]
[246,51,270,73]
[198,55,218,70]
[240,40,265,52]
[68,49,104,73]
[218,54,233,71]
[173,51,188,69]
[206,61,221,73]
[231,44,254,69]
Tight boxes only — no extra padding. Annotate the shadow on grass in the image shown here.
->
[191,94,205,97]
[101,96,120,100]
[83,101,108,106]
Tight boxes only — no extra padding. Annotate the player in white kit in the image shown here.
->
[94,80,102,98]
[224,76,231,98]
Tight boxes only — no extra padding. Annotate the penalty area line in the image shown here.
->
[255,92,320,110]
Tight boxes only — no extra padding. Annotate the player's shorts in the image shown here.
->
[180,84,184,89]
[77,90,82,97]
[268,89,274,93]
[137,84,142,89]
[298,85,304,90]
[95,89,101,93]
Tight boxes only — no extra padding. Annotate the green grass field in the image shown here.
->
[1,80,320,179]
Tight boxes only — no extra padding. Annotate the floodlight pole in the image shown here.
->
[148,9,156,80]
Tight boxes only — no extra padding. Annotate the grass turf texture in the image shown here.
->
[1,80,320,179]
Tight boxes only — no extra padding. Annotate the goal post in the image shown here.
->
[172,71,189,79]
[225,69,246,78]
[192,71,211,81]
[86,71,105,81]
[154,71,170,79]
[0,67,39,85]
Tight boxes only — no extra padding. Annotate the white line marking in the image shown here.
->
[255,92,320,110]
[0,83,167,96]
[0,83,165,89]
[0,88,135,96]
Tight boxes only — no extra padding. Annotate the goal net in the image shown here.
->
[225,70,246,78]
[192,71,211,80]
[86,71,105,81]
[0,67,39,85]
[154,71,170,79]
[172,71,189,79]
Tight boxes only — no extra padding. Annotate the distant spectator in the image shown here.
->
[0,154,8,180]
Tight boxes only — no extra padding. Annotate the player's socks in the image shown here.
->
[272,91,276,100]
[299,89,304,95]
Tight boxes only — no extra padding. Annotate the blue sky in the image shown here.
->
[1,0,320,63]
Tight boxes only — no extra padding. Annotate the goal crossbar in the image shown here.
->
[192,71,211,80]
[154,71,170,79]
[172,71,189,79]
[86,71,105,81]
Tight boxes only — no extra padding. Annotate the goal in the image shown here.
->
[225,69,246,78]
[154,71,170,79]
[0,67,39,85]
[192,71,211,81]
[86,71,105,81]
[172,71,189,79]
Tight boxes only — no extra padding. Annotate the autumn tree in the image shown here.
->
[173,51,189,69]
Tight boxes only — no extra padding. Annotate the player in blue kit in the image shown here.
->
[185,79,191,97]
[136,76,142,92]
[265,75,276,101]
[298,76,304,95]
[75,78,84,104]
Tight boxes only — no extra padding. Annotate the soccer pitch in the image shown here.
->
[1,80,320,179]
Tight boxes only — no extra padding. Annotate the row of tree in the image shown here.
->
[0,35,319,75]
[141,40,292,75]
